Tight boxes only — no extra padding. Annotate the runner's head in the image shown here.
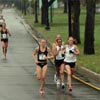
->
[56,38,62,47]
[2,23,6,28]
[68,37,75,45]
[40,39,46,48]
[0,15,3,19]
[56,34,61,41]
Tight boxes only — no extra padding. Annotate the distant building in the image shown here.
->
[39,0,58,9]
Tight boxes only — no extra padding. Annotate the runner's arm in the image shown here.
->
[7,29,11,36]
[52,43,58,57]
[74,45,80,55]
[33,47,39,64]
[47,47,54,59]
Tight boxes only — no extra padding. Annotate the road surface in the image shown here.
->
[0,9,99,100]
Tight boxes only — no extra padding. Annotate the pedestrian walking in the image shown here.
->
[64,37,80,91]
[0,23,11,59]
[33,39,53,95]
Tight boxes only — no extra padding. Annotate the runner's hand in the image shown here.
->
[35,60,39,64]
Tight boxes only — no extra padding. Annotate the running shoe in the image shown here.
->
[39,88,45,95]
[42,89,45,95]
[56,79,60,87]
[68,86,72,92]
[39,88,42,94]
[54,74,57,83]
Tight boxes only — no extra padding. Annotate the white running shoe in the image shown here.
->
[54,74,57,83]
[56,79,60,87]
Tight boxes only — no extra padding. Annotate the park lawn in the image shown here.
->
[22,8,100,74]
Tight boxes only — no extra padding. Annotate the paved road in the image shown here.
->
[0,9,99,100]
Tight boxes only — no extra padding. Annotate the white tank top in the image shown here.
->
[55,45,65,60]
[64,45,76,62]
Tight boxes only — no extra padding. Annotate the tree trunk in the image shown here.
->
[41,0,46,24]
[72,0,81,44]
[48,0,56,7]
[41,0,55,25]
[68,0,81,44]
[84,0,95,54]
[68,0,72,37]
[34,0,38,23]
[45,0,50,30]
[64,0,67,13]
[23,0,27,15]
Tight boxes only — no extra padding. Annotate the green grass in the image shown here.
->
[19,8,100,74]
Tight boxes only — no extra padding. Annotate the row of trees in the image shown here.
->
[13,0,98,54]
[33,0,97,55]
[40,0,96,55]
[69,0,96,54]
[0,0,98,55]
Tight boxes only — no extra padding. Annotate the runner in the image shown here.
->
[52,35,65,87]
[33,39,53,95]
[0,15,5,28]
[64,37,80,91]
[53,38,65,89]
[52,34,62,84]
[0,23,11,59]
[52,34,62,50]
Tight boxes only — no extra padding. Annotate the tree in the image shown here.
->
[68,0,81,44]
[63,0,68,13]
[41,0,56,29]
[41,0,47,24]
[72,0,81,44]
[84,0,96,54]
[23,0,27,15]
[68,0,72,36]
[34,0,38,23]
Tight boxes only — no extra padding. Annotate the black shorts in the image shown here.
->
[55,59,64,68]
[37,62,47,68]
[1,39,8,43]
[0,25,2,27]
[64,62,76,68]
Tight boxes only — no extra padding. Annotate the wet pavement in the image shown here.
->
[0,9,99,100]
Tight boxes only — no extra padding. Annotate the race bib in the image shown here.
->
[2,33,7,39]
[39,54,46,60]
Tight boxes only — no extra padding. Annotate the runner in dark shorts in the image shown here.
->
[33,39,53,95]
[0,23,11,59]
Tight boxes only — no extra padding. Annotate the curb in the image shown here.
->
[78,67,100,84]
